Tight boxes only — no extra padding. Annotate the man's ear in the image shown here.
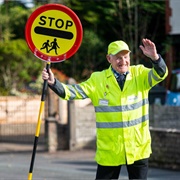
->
[106,54,111,63]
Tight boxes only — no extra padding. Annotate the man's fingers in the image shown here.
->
[42,68,49,80]
[139,45,145,52]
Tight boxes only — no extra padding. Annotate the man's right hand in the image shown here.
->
[42,68,55,85]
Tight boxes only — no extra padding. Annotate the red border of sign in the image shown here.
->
[25,4,83,63]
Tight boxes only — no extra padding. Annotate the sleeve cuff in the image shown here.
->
[48,78,56,87]
[151,54,161,64]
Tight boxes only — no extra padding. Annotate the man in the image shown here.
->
[42,38,168,179]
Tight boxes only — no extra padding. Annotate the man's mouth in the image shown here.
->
[119,64,126,67]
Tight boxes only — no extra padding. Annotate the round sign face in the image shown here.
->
[25,4,83,63]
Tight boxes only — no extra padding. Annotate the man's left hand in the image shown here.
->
[139,38,159,61]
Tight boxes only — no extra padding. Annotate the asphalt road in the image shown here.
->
[0,143,180,180]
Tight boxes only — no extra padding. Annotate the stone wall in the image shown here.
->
[150,128,180,170]
[74,103,96,149]
[149,105,180,129]
[149,105,180,170]
[0,96,45,143]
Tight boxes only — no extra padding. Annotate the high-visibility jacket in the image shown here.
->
[61,64,168,166]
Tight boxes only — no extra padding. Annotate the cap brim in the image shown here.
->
[111,49,131,55]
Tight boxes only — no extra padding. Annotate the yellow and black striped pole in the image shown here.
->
[28,62,50,180]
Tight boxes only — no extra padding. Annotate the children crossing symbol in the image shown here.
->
[40,38,60,55]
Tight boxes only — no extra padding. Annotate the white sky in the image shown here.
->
[0,0,34,8]
[169,0,180,34]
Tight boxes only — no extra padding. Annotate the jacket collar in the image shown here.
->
[107,65,129,79]
[106,66,132,91]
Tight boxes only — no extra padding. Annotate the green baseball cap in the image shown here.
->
[107,40,131,55]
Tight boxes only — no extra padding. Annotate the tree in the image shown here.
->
[9,6,34,39]
[52,29,107,81]
[0,39,43,95]
[0,0,166,94]
[53,0,165,80]
[51,0,117,81]
[0,4,43,95]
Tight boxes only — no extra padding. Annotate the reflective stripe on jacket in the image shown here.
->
[61,64,168,165]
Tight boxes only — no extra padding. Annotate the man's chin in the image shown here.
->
[118,68,128,74]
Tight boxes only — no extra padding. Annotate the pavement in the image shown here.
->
[0,143,180,180]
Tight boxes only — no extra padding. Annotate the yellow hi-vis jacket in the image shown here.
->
[61,64,168,166]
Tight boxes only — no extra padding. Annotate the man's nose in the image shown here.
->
[117,58,125,62]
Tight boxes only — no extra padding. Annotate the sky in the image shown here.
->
[0,0,34,8]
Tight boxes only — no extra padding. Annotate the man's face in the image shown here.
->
[107,50,130,74]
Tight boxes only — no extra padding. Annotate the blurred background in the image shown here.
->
[0,0,180,177]
[0,0,180,104]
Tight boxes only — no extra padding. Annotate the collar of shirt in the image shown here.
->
[111,67,129,79]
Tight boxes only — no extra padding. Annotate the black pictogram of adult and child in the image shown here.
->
[40,38,59,55]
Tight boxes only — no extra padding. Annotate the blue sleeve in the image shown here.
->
[151,54,167,77]
[48,78,65,98]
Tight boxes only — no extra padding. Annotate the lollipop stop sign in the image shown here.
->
[26,4,83,180]
[25,4,83,62]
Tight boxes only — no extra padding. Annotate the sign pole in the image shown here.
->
[28,62,50,180]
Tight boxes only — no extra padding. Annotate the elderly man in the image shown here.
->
[42,38,168,179]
